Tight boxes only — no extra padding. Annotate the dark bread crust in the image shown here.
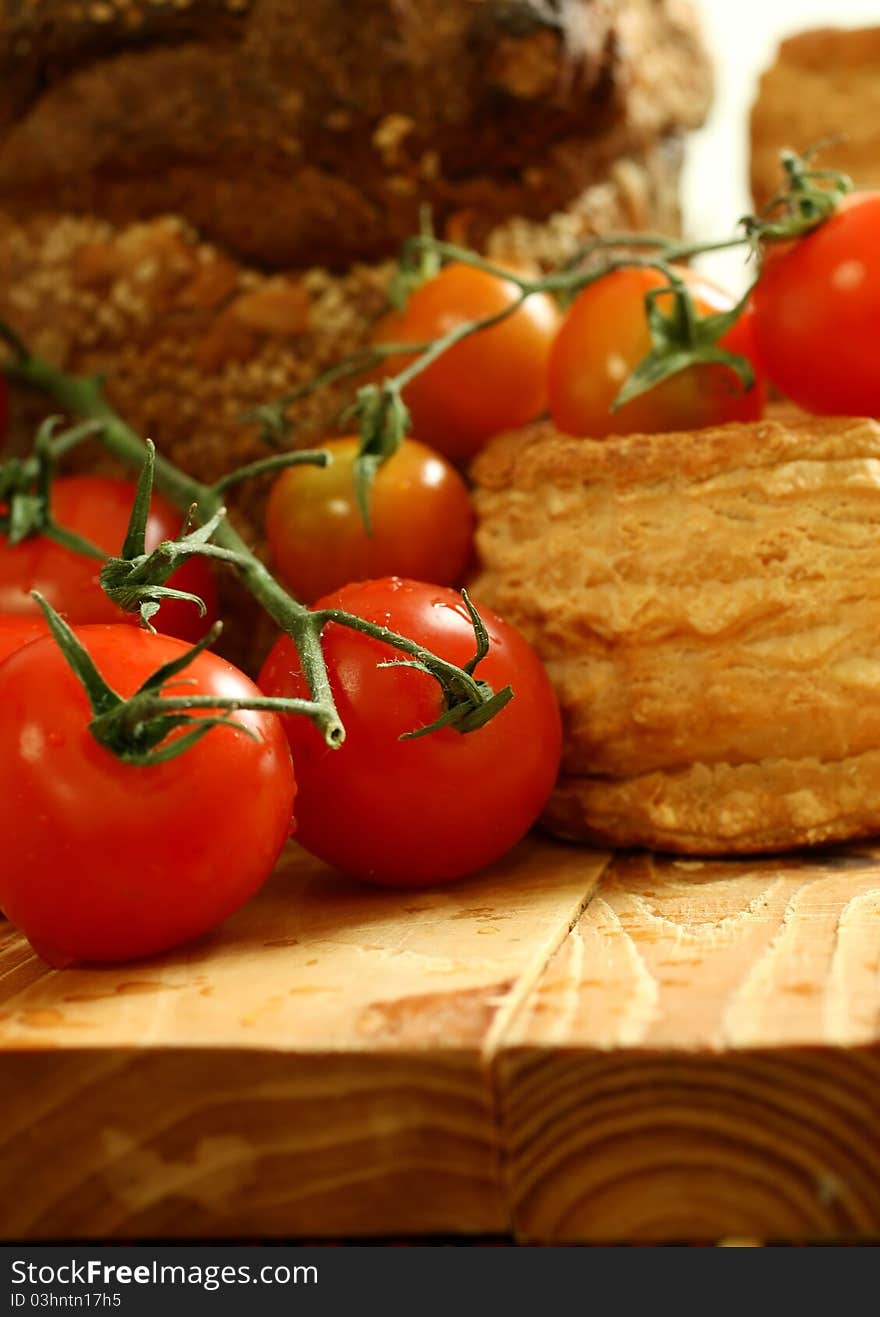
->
[0,0,711,268]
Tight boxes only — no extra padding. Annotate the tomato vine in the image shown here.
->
[0,146,851,765]
[0,330,512,754]
[249,146,854,507]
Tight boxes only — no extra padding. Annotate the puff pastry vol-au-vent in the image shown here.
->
[470,415,880,854]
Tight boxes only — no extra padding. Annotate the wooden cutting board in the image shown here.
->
[2,835,880,1243]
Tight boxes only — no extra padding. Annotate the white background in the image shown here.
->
[683,0,880,289]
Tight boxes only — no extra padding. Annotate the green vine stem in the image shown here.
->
[1,339,511,750]
[242,339,438,446]
[343,247,756,488]
[243,235,762,474]
[211,448,331,495]
[316,588,513,738]
[262,240,760,505]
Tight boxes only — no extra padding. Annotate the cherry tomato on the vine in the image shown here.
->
[547,266,766,438]
[0,626,296,965]
[753,192,880,415]
[266,437,474,603]
[259,577,562,887]
[372,263,561,462]
[0,475,218,640]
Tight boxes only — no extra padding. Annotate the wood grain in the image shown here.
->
[4,839,880,1241]
[0,835,607,1239]
[498,849,880,1242]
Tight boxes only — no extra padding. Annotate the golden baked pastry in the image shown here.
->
[751,27,880,210]
[471,415,880,854]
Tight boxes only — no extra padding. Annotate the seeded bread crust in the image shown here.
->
[470,415,880,854]
[0,0,710,269]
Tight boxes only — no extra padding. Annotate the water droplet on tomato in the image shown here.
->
[19,723,44,763]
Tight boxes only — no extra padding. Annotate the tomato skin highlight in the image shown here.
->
[0,475,218,640]
[753,193,880,416]
[372,263,561,462]
[266,437,474,603]
[547,266,766,438]
[259,577,562,887]
[0,626,296,964]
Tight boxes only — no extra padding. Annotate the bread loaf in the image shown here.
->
[0,0,711,269]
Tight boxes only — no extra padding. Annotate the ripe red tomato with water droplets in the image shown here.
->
[0,475,217,640]
[372,263,561,462]
[0,625,296,965]
[753,192,880,415]
[265,437,474,603]
[548,265,766,437]
[259,577,562,886]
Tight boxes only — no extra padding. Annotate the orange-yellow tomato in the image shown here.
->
[547,266,767,438]
[265,437,474,603]
[372,263,561,462]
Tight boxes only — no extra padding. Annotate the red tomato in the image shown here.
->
[372,263,561,462]
[0,475,218,640]
[753,192,880,415]
[547,265,766,437]
[0,626,296,965]
[265,437,474,603]
[0,613,47,665]
[259,577,562,886]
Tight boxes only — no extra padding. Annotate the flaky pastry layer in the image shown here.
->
[471,416,880,853]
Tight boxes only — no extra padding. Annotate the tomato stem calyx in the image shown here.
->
[743,145,853,247]
[387,205,442,309]
[343,383,411,532]
[97,440,217,630]
[0,415,106,555]
[612,277,757,410]
[319,589,514,740]
[32,595,330,765]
